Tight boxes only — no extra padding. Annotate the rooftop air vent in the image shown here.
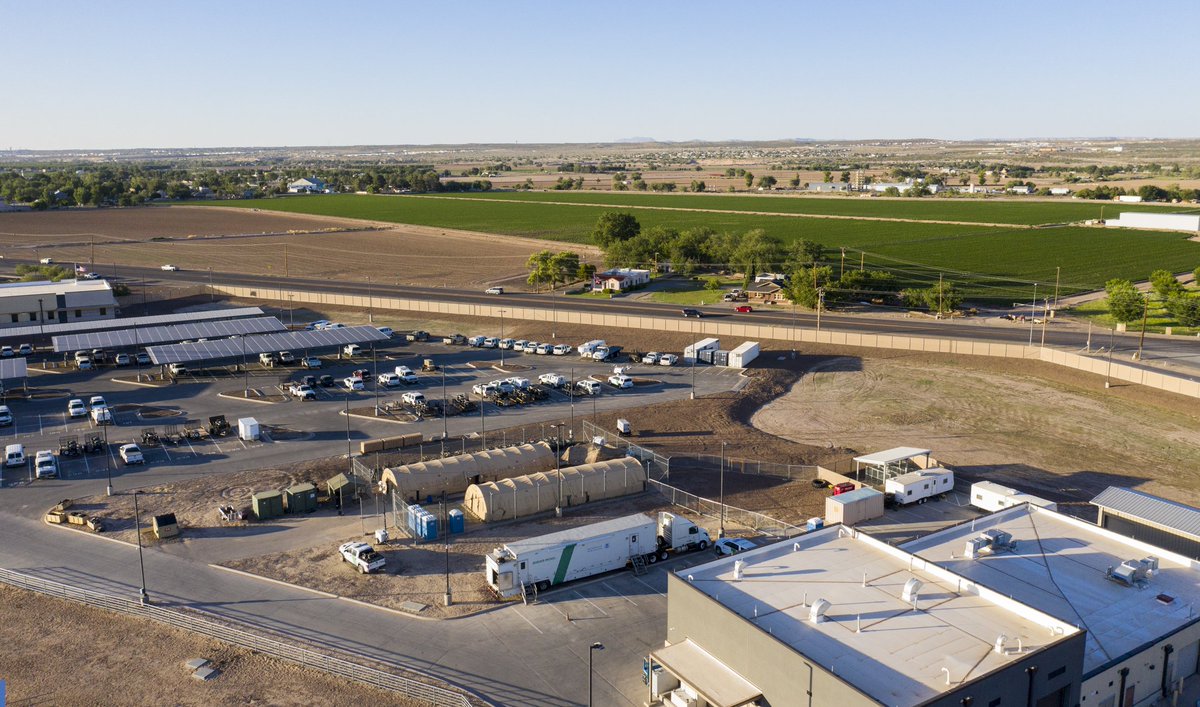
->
[809,598,831,624]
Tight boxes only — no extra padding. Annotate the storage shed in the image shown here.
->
[285,482,317,513]
[463,457,646,522]
[152,512,179,539]
[382,442,555,499]
[251,490,283,520]
[728,341,760,368]
[825,487,884,526]
[326,473,355,508]
[684,338,720,363]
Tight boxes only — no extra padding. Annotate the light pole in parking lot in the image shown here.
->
[498,310,507,366]
[441,367,448,457]
[552,423,564,516]
[719,441,728,539]
[1028,283,1038,346]
[371,343,379,416]
[569,365,576,430]
[133,490,149,605]
[240,335,249,396]
[588,642,604,707]
[689,354,696,400]
[479,393,487,450]
[104,423,112,497]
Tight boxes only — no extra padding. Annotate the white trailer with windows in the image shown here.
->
[970,480,1057,512]
[885,467,954,505]
[683,338,719,363]
[727,341,760,368]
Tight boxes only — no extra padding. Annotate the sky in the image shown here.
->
[5,0,1199,149]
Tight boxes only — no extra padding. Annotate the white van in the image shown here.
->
[5,443,25,468]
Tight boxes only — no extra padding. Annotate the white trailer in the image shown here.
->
[970,481,1058,512]
[485,512,710,597]
[885,467,954,505]
[683,338,720,363]
[578,340,606,357]
[728,341,760,368]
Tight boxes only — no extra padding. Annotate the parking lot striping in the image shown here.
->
[573,590,610,617]
[599,581,638,606]
[629,574,666,597]
[159,444,173,462]
[511,607,545,634]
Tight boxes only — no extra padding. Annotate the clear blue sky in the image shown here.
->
[6,0,1198,149]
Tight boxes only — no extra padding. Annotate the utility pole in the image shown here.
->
[283,244,288,278]
[441,367,448,457]
[133,491,149,605]
[816,288,825,332]
[1134,296,1149,360]
[1040,298,1049,347]
[1028,283,1038,346]
[442,490,452,606]
[839,247,846,280]
[1053,266,1061,311]
[937,273,943,318]
[1105,327,1115,388]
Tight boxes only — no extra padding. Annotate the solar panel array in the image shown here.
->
[52,317,287,353]
[0,358,28,380]
[0,307,265,340]
[147,326,389,365]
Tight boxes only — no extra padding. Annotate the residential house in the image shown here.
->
[754,273,787,285]
[1049,187,1072,196]
[287,177,328,193]
[592,268,650,292]
[745,280,789,305]
[1007,185,1033,195]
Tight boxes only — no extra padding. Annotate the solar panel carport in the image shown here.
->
[146,326,388,366]
[0,307,265,340]
[52,317,286,353]
[0,359,28,380]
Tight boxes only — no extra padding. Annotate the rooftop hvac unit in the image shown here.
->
[1107,556,1159,587]
[733,559,745,581]
[964,530,1018,559]
[809,598,831,624]
[901,577,923,603]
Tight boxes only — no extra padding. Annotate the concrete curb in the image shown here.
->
[111,376,171,389]
[207,563,338,598]
[216,391,282,406]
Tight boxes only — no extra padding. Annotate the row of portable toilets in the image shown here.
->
[406,504,465,542]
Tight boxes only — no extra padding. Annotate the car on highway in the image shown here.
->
[552,344,572,355]
[735,305,754,313]
[0,405,12,426]
[377,372,402,387]
[608,374,634,389]
[659,354,679,366]
[80,272,101,280]
[39,257,54,264]
[538,373,567,388]
[34,450,58,479]
[485,287,504,295]
[642,352,661,364]
[136,352,151,365]
[576,380,601,395]
[119,443,144,465]
[713,538,756,557]
[301,357,322,369]
[160,264,178,271]
[342,377,364,391]
[67,399,87,418]
[681,308,703,318]
[114,353,131,366]
[18,343,33,356]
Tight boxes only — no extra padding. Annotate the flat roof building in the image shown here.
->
[0,279,116,331]
[905,504,1200,706]
[1105,212,1200,233]
[1092,486,1200,560]
[650,525,1084,706]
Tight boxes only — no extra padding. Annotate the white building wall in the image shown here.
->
[1108,212,1200,233]
[1081,620,1200,707]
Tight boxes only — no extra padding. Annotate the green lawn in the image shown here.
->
[1069,298,1199,335]
[198,194,1200,302]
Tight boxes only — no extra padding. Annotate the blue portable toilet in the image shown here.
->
[419,511,438,542]
[806,517,824,531]
[448,509,464,534]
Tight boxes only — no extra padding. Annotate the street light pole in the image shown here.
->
[1105,327,1115,388]
[719,442,727,539]
[689,354,696,400]
[1028,283,1038,346]
[372,343,379,415]
[588,642,605,707]
[553,423,564,516]
[441,366,448,457]
[241,334,249,396]
[1053,266,1061,311]
[816,288,825,333]
[1134,296,1149,361]
[104,423,112,496]
[442,490,452,607]
[499,309,506,366]
[133,491,149,605]
[1040,299,1049,348]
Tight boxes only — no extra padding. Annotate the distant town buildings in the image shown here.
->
[287,177,328,193]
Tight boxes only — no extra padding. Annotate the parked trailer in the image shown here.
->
[577,340,606,357]
[884,467,955,505]
[485,512,710,597]
[970,481,1058,512]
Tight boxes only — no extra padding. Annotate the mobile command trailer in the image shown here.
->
[485,512,710,597]
[884,467,954,505]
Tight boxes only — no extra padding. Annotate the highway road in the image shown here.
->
[35,260,1197,378]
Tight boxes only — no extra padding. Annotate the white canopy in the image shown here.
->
[853,446,931,467]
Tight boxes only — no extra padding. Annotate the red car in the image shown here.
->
[735,305,753,313]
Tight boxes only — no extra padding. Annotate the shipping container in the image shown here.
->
[683,338,720,363]
[252,490,284,519]
[285,482,317,513]
[728,341,760,368]
[825,487,885,525]
[238,417,260,442]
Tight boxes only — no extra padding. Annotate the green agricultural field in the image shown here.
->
[203,194,1200,302]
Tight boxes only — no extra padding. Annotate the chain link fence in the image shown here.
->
[667,453,819,481]
[647,479,803,538]
[0,567,483,706]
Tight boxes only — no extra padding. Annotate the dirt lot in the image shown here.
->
[0,205,598,290]
[0,584,423,706]
[221,492,705,619]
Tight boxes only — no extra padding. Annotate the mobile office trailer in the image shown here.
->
[485,512,709,597]
[578,340,606,357]
[683,338,719,363]
[884,467,954,505]
[970,480,1058,512]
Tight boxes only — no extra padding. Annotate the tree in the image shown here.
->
[786,266,834,310]
[757,175,777,190]
[15,264,72,282]
[883,187,901,197]
[822,171,833,183]
[839,171,851,184]
[549,251,580,287]
[785,239,824,272]
[526,250,557,291]
[1150,269,1184,300]
[901,280,961,314]
[591,212,640,248]
[789,174,801,188]
[690,180,706,192]
[577,262,597,282]
[704,277,722,291]
[1166,294,1200,327]
[1104,278,1145,323]
[731,229,785,287]
[744,172,754,188]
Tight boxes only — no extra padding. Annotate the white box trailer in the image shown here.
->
[970,481,1057,512]
[578,340,606,357]
[238,417,260,441]
[683,338,720,363]
[885,467,954,505]
[485,512,710,597]
[728,341,760,368]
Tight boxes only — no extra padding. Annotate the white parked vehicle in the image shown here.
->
[0,406,12,426]
[4,443,24,467]
[401,391,426,406]
[538,373,567,387]
[18,343,33,356]
[307,320,331,331]
[490,380,516,394]
[576,380,601,395]
[608,374,634,389]
[658,354,679,366]
[714,538,756,557]
[168,363,188,376]
[377,373,402,388]
[119,443,144,465]
[160,264,178,271]
[90,407,112,425]
[339,542,386,574]
[136,352,151,365]
[498,338,515,349]
[343,377,365,391]
[325,323,346,329]
[552,344,572,355]
[511,339,528,351]
[591,346,610,360]
[277,351,295,364]
[67,399,87,418]
[467,335,487,347]
[481,337,498,349]
[34,450,58,479]
[505,376,531,390]
[114,353,131,366]
[259,352,279,366]
[472,382,499,397]
[0,346,12,358]
[393,366,418,383]
[89,396,107,410]
[885,468,955,505]
[642,352,661,364]
[577,340,606,357]
[520,341,538,353]
[288,383,316,400]
[535,343,553,355]
[301,357,322,369]
[343,344,362,357]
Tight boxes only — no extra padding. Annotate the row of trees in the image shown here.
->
[526,250,591,291]
[1106,269,1200,327]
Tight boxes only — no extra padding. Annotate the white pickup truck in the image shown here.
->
[339,542,386,574]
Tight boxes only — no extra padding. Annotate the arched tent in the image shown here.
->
[382,442,554,499]
[463,457,646,522]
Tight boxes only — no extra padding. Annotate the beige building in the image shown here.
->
[0,279,117,330]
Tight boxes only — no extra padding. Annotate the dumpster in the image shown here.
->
[252,490,283,520]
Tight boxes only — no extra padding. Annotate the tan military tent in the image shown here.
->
[382,442,555,499]
[463,457,646,522]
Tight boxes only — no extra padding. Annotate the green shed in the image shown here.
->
[326,473,355,509]
[285,482,317,514]
[252,490,284,520]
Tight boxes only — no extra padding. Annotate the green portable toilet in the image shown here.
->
[252,490,284,520]
[285,482,317,514]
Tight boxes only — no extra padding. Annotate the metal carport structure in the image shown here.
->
[52,317,286,353]
[145,326,388,366]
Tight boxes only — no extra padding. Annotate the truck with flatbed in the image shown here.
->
[485,512,711,598]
